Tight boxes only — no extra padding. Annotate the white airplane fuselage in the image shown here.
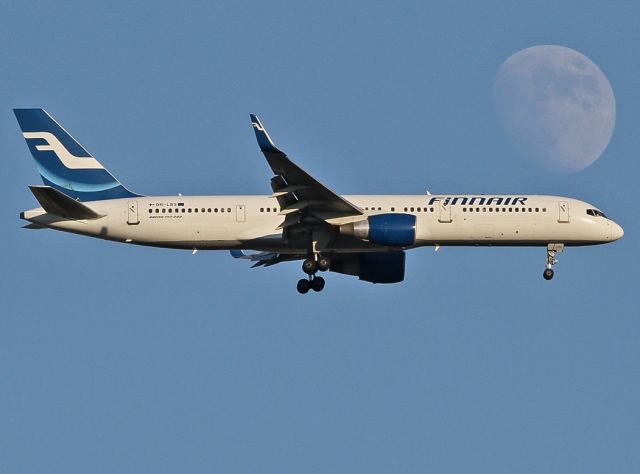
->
[14,109,624,290]
[22,194,623,251]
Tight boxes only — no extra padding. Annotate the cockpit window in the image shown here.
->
[586,209,608,218]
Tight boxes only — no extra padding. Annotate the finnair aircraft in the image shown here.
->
[16,109,623,293]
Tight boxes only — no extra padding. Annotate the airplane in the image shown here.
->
[15,109,624,293]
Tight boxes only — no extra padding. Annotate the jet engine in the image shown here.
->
[340,213,416,247]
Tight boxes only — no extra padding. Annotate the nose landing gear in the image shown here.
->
[543,243,564,281]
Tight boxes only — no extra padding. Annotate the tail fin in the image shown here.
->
[14,109,140,201]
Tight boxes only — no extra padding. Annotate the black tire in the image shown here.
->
[297,279,310,294]
[311,276,325,292]
[317,256,331,272]
[543,268,554,280]
[302,258,317,275]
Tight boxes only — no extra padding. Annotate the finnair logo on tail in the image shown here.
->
[23,132,103,170]
[252,122,263,131]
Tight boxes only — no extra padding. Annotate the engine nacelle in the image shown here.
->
[330,251,406,283]
[340,213,416,247]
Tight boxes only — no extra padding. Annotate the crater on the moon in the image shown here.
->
[493,45,615,173]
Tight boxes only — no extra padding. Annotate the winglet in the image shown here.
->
[250,114,282,153]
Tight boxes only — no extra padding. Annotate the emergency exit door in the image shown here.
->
[127,201,139,225]
[439,200,452,223]
[558,201,570,223]
[236,204,246,223]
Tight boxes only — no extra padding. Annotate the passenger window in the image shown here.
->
[489,208,493,212]
[508,208,512,212]
[483,208,486,212]
[391,207,395,212]
[273,208,277,212]
[463,208,467,212]
[182,209,186,213]
[543,208,546,212]
[430,207,434,212]
[404,207,408,212]
[221,208,225,213]
[148,209,152,214]
[410,207,415,212]
[155,208,159,213]
[168,208,172,213]
[535,208,539,212]
[162,208,166,213]
[188,208,192,213]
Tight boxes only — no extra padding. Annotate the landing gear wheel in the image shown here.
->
[302,258,317,275]
[311,276,325,292]
[317,256,331,272]
[543,268,554,280]
[297,279,311,294]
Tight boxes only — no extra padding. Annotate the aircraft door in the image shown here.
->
[439,200,452,223]
[558,201,570,223]
[236,204,246,223]
[127,201,139,225]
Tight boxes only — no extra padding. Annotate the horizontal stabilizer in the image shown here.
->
[230,249,278,262]
[22,223,47,229]
[29,185,103,220]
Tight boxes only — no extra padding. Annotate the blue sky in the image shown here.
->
[1,1,638,472]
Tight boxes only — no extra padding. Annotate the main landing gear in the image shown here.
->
[297,256,330,294]
[543,243,564,281]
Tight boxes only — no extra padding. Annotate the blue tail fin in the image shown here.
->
[14,109,140,201]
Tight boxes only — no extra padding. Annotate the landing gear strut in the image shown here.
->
[543,243,564,281]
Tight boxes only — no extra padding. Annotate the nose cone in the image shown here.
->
[611,222,624,241]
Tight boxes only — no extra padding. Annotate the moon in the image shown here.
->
[493,45,616,173]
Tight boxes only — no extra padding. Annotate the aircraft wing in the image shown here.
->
[250,114,363,227]
[230,249,304,267]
